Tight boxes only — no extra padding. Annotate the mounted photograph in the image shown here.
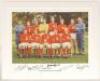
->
[12,12,88,63]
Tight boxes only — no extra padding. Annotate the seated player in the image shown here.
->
[57,33,65,56]
[31,33,40,56]
[37,33,44,57]
[54,33,61,57]
[42,33,53,57]
[61,33,71,56]
[50,32,60,57]
[47,34,54,57]
[57,18,68,57]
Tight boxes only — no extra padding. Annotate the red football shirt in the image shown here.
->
[32,24,39,33]
[68,24,76,33]
[62,33,71,42]
[57,24,66,33]
[19,33,29,43]
[49,23,57,32]
[58,33,64,43]
[25,25,33,34]
[33,34,41,43]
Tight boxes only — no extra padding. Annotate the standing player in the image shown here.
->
[18,29,29,57]
[49,16,58,33]
[31,18,40,56]
[32,18,39,34]
[39,18,49,34]
[38,18,49,57]
[58,18,71,57]
[15,20,24,49]
[25,21,33,34]
[76,17,85,55]
[24,21,34,57]
[68,19,77,55]
[57,18,66,33]
[57,18,66,57]
[50,32,61,57]
[48,16,58,57]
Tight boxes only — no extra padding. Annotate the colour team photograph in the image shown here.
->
[12,12,88,63]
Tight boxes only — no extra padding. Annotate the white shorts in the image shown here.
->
[45,43,52,49]
[71,33,76,40]
[31,43,40,49]
[18,43,29,49]
[39,44,44,49]
[51,43,61,49]
[62,42,71,49]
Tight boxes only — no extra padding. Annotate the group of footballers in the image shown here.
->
[15,15,85,58]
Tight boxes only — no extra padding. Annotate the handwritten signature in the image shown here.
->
[15,64,88,71]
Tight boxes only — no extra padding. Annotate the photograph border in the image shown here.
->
[1,0,99,80]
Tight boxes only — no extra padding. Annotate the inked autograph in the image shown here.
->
[15,64,88,72]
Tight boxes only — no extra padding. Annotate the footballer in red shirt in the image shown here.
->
[31,33,41,56]
[57,33,65,56]
[40,33,54,57]
[57,18,66,33]
[19,29,29,47]
[68,19,76,38]
[42,33,56,56]
[68,19,77,55]
[25,21,34,34]
[54,33,61,56]
[49,32,60,57]
[18,29,30,57]
[32,18,39,34]
[49,16,58,32]
[62,33,71,48]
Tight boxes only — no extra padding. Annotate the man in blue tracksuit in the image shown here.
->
[15,21,24,48]
[76,17,85,54]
